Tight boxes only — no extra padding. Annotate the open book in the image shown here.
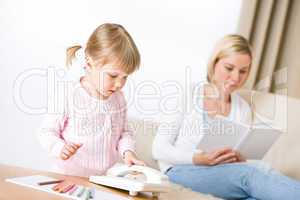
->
[197,117,283,160]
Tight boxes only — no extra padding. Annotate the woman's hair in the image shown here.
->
[66,23,140,74]
[207,34,252,82]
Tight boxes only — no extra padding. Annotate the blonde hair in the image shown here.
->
[207,34,252,82]
[66,23,140,74]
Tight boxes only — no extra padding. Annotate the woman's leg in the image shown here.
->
[245,162,300,200]
[166,162,300,200]
[166,163,251,199]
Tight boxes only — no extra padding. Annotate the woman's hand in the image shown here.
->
[193,147,245,166]
[123,150,146,166]
[234,150,246,162]
[60,143,82,160]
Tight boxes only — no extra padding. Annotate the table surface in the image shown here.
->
[0,164,156,200]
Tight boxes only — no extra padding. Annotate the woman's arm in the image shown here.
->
[152,114,196,165]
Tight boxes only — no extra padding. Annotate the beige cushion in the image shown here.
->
[129,119,159,169]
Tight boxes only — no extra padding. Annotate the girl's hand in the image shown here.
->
[52,180,75,193]
[123,150,146,166]
[193,147,240,166]
[60,143,82,160]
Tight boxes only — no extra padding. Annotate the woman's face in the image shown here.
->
[213,53,251,94]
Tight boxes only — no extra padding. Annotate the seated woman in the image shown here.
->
[152,34,300,200]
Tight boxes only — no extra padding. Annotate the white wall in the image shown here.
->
[0,0,242,170]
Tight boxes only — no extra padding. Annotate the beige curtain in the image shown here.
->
[237,0,300,98]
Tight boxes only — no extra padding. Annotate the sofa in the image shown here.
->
[129,90,300,200]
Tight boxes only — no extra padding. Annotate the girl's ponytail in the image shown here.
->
[66,45,82,68]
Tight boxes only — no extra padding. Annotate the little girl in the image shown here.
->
[38,23,144,177]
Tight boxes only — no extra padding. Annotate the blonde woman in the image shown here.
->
[38,23,144,178]
[153,35,300,199]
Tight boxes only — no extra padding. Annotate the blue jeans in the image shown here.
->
[166,162,300,200]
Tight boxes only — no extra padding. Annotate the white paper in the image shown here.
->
[5,175,130,200]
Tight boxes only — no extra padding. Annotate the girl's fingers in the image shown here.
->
[65,144,76,154]
[52,181,72,192]
[60,143,81,160]
[62,148,74,159]
[134,159,146,166]
[125,159,133,167]
[52,181,65,191]
[68,144,78,151]
[58,182,73,193]
[70,143,82,149]
[61,153,68,160]
[63,148,73,156]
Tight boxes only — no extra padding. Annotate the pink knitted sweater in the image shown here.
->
[37,81,135,177]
